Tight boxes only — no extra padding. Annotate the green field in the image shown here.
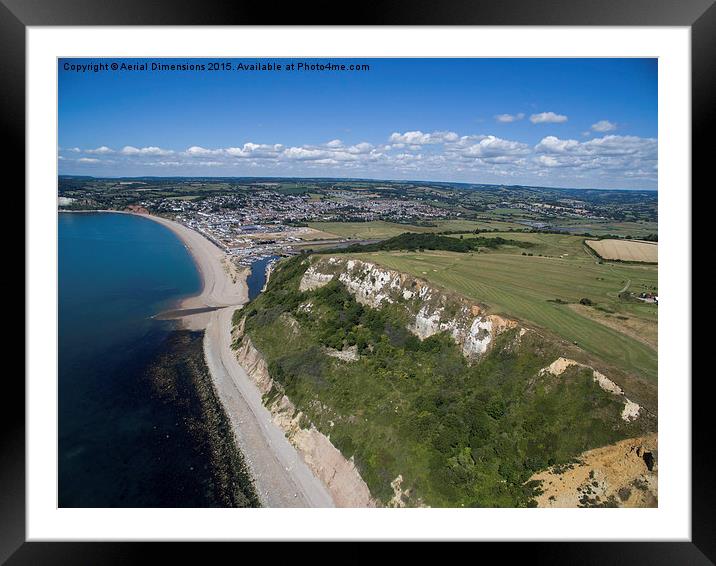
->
[240,257,652,506]
[349,232,658,382]
[553,220,658,238]
[308,219,523,240]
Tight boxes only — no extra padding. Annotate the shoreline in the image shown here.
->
[135,213,249,311]
[125,211,336,507]
[63,209,250,313]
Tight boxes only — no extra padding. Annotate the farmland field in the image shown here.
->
[348,235,657,382]
[308,219,522,240]
[554,220,658,238]
[586,239,658,263]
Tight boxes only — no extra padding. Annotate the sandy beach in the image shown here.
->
[138,214,248,308]
[137,213,335,507]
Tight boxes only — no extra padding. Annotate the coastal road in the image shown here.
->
[204,306,335,508]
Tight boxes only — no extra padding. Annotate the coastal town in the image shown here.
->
[58,176,658,266]
[151,189,447,264]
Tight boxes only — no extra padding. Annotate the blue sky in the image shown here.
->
[58,58,657,189]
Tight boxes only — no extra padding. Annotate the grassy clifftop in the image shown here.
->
[236,255,654,507]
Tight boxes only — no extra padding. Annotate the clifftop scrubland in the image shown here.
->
[232,255,656,507]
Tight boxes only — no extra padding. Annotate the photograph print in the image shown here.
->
[58,57,658,509]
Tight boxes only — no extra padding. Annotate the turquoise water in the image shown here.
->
[59,212,210,507]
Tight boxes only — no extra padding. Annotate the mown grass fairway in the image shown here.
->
[308,219,522,240]
[350,233,657,381]
[553,220,658,238]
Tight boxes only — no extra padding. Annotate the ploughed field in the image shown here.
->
[349,232,658,382]
[585,239,658,263]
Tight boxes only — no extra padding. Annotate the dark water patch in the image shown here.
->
[59,213,259,507]
[144,330,260,507]
[246,256,279,300]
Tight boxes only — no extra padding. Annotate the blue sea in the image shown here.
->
[58,212,265,507]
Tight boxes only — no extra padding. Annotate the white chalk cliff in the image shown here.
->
[300,257,519,359]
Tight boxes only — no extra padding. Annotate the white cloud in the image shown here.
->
[346,142,373,154]
[534,136,582,154]
[460,135,530,160]
[537,155,561,167]
[530,112,568,124]
[532,135,657,180]
[591,120,617,132]
[225,143,283,159]
[63,131,657,188]
[389,130,459,144]
[122,145,173,156]
[283,147,329,161]
[86,146,114,154]
[495,113,525,123]
[185,146,219,156]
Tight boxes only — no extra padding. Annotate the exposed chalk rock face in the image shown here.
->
[621,400,641,422]
[299,257,519,359]
[593,370,623,396]
[540,357,640,422]
[336,259,411,308]
[323,345,360,362]
[388,474,426,508]
[299,267,335,291]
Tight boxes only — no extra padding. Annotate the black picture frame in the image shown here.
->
[5,0,708,562]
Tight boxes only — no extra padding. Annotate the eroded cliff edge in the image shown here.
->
[232,255,656,507]
[232,316,376,508]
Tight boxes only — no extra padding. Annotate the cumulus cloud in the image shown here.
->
[495,113,525,123]
[346,142,373,154]
[185,146,219,156]
[459,135,530,160]
[536,155,561,167]
[283,147,329,161]
[60,130,657,188]
[534,136,582,154]
[225,143,283,159]
[591,120,617,132]
[530,112,568,124]
[536,134,656,158]
[532,135,657,180]
[122,145,174,156]
[86,146,114,154]
[389,130,459,144]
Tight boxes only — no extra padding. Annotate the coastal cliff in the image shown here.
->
[232,323,376,507]
[236,255,656,507]
[300,257,519,359]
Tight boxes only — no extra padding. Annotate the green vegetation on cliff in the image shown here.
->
[349,237,658,382]
[238,257,652,507]
[331,232,535,254]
